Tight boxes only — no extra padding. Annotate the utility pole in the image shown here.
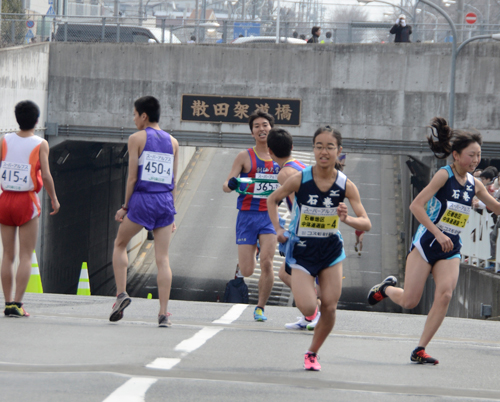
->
[139,0,143,25]
[457,0,464,41]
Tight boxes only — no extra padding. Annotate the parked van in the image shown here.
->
[54,23,180,44]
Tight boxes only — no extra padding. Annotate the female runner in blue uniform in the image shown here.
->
[267,126,371,371]
[368,117,500,364]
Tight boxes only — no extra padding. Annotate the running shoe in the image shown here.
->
[254,306,267,321]
[158,313,172,327]
[354,245,358,252]
[367,275,397,306]
[306,312,321,331]
[358,252,361,256]
[4,303,13,316]
[304,352,321,371]
[5,302,30,317]
[285,316,308,330]
[109,292,131,322]
[411,347,439,365]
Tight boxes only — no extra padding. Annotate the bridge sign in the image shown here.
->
[465,12,477,24]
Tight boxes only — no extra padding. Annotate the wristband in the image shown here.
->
[121,204,128,211]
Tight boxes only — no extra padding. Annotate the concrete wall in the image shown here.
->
[0,43,50,131]
[415,264,500,320]
[46,42,500,142]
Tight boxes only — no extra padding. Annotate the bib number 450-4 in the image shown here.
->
[141,151,173,184]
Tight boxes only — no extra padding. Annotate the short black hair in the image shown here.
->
[326,31,332,39]
[248,110,274,131]
[311,26,321,36]
[480,169,496,181]
[134,96,160,123]
[15,100,40,131]
[267,128,293,158]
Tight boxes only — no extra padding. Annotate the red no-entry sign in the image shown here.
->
[465,12,477,24]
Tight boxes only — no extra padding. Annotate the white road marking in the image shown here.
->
[175,327,224,354]
[212,304,248,324]
[146,305,244,371]
[146,358,181,370]
[102,377,157,402]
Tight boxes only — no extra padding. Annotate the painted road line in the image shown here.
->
[146,358,182,370]
[212,304,248,324]
[174,327,224,354]
[102,377,157,402]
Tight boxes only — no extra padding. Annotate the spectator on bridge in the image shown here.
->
[299,34,306,41]
[187,35,196,44]
[321,31,333,44]
[307,26,321,43]
[109,96,179,328]
[1,101,60,318]
[267,125,372,371]
[390,15,412,43]
[292,31,298,38]
[223,110,279,322]
[368,117,500,365]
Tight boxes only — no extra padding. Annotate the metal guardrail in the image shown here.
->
[45,124,500,157]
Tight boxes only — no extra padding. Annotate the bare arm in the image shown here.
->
[342,179,371,231]
[278,167,301,207]
[267,173,301,243]
[409,169,453,252]
[474,178,500,215]
[39,140,60,215]
[170,136,179,232]
[222,151,248,193]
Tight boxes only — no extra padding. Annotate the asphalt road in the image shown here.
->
[1,293,500,402]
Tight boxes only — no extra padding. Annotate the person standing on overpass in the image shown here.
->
[268,126,371,371]
[223,110,280,322]
[368,117,500,364]
[390,15,412,43]
[1,100,60,317]
[109,96,179,327]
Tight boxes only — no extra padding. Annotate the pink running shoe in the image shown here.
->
[304,352,321,371]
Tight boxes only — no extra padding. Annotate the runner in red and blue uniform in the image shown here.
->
[223,110,280,321]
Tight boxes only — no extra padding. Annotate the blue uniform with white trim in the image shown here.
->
[284,166,347,276]
[410,165,475,265]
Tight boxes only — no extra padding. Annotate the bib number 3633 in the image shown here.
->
[0,162,30,191]
[141,151,173,184]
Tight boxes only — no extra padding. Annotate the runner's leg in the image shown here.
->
[290,268,317,318]
[1,225,17,302]
[15,217,39,302]
[278,261,291,288]
[418,259,459,347]
[256,233,277,308]
[238,244,257,277]
[308,263,342,353]
[113,216,144,294]
[385,249,431,309]
[153,224,174,316]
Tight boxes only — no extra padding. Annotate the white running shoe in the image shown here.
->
[285,316,309,330]
[306,312,321,331]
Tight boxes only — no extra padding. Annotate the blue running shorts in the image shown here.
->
[127,191,176,231]
[236,210,276,245]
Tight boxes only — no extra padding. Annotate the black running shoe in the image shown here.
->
[367,276,397,305]
[411,347,439,365]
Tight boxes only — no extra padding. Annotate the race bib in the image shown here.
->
[436,201,470,235]
[0,161,30,191]
[297,205,339,238]
[253,173,279,199]
[141,151,173,184]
